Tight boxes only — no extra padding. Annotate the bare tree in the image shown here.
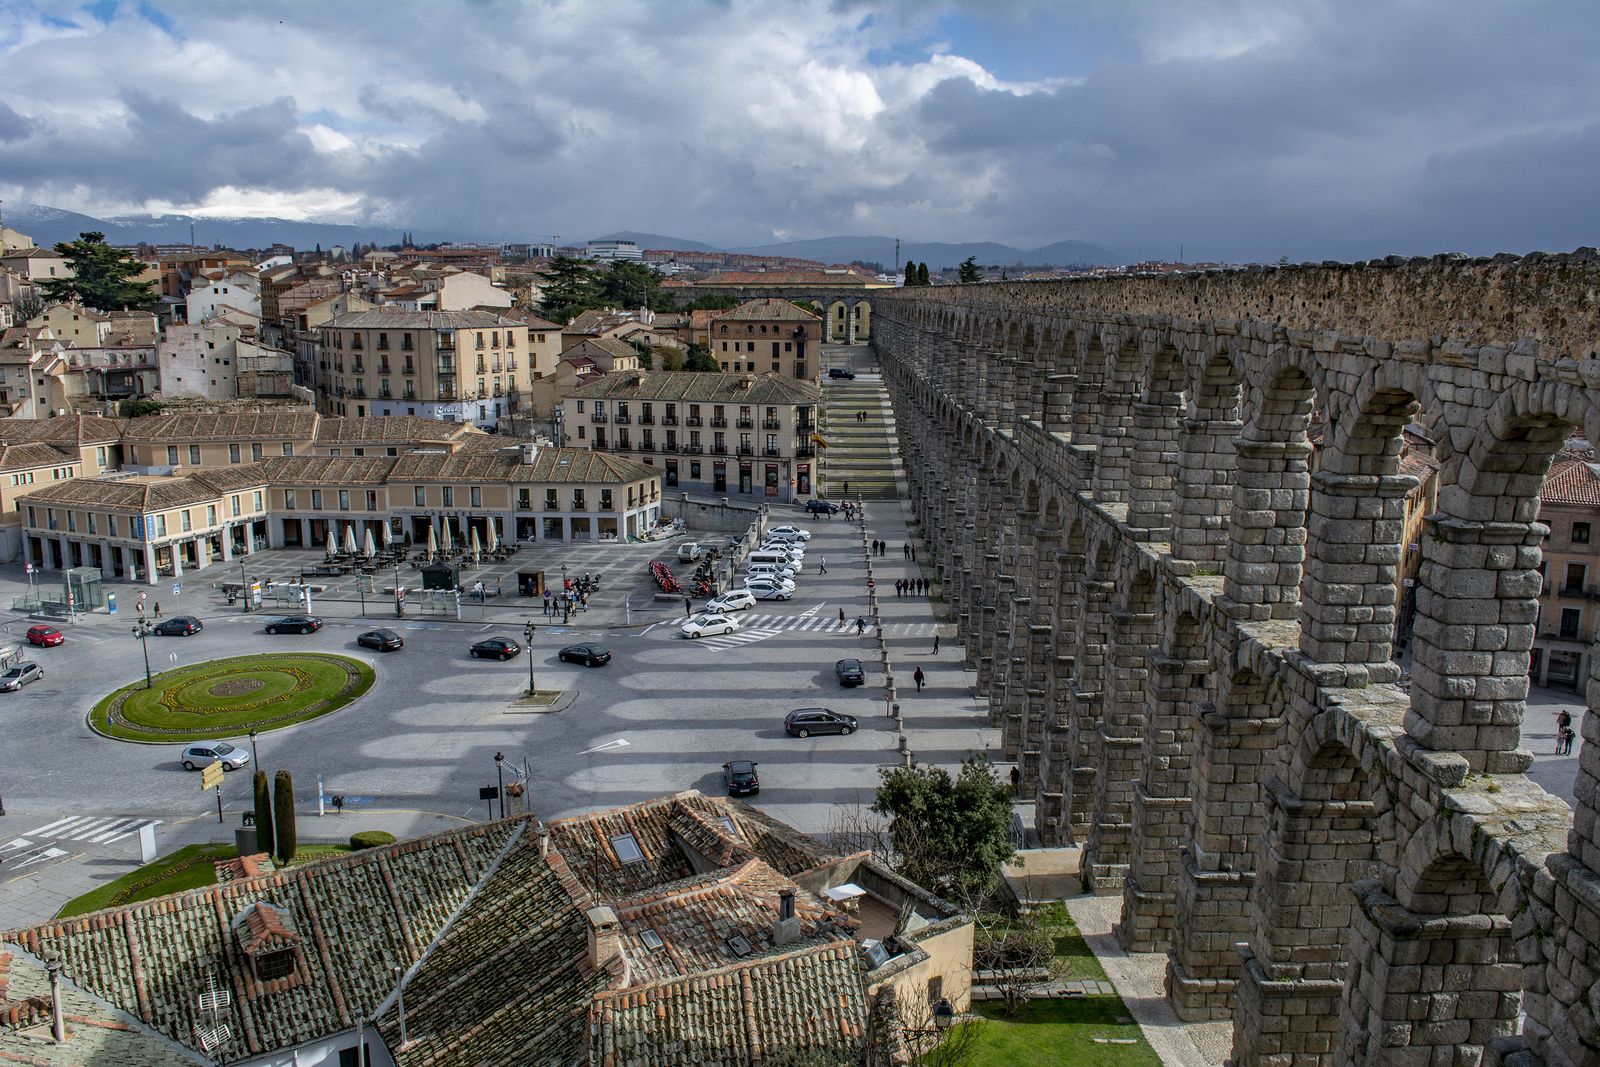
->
[897,995,984,1067]
[825,796,894,863]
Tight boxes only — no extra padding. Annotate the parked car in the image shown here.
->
[559,643,612,666]
[828,367,856,380]
[153,616,204,637]
[784,708,858,737]
[180,741,250,772]
[746,564,797,583]
[677,542,706,562]
[835,658,866,687]
[682,613,739,639]
[25,625,63,647]
[767,525,812,541]
[357,628,404,652]
[0,662,43,691]
[722,760,760,796]
[743,574,796,594]
[470,638,521,660]
[805,499,839,514]
[265,615,322,635]
[706,589,756,613]
[744,579,793,601]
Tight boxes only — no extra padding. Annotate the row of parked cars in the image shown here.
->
[679,525,813,639]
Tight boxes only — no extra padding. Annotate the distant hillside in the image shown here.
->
[590,231,718,253]
[730,235,1119,269]
[4,202,402,250]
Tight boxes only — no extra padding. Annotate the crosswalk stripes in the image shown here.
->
[698,626,785,652]
[675,614,936,650]
[24,815,161,843]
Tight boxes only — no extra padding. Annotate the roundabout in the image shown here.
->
[89,653,375,743]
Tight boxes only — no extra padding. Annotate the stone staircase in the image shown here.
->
[818,374,900,500]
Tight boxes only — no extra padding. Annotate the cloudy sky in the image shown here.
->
[1,0,1597,261]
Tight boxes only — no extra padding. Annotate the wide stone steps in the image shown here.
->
[820,375,899,499]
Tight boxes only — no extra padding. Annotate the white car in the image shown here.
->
[707,589,757,612]
[744,574,796,593]
[760,545,805,564]
[744,578,794,601]
[748,564,797,582]
[682,613,740,639]
[767,526,812,541]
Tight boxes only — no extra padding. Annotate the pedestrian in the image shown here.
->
[918,577,927,595]
[911,545,917,562]
[154,601,161,618]
[819,556,827,574]
[839,607,846,626]
[844,480,850,496]
[856,616,866,635]
[1009,766,1021,793]
[685,596,692,618]
[895,578,903,597]
[1559,725,1576,755]
[913,666,925,692]
[903,543,910,559]
[933,632,940,654]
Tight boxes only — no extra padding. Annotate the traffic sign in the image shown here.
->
[172,581,182,596]
[24,562,32,574]
[866,578,876,590]
[200,761,224,790]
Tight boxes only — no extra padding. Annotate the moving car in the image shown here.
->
[784,708,859,737]
[180,741,250,772]
[265,615,322,635]
[744,578,794,600]
[706,589,756,613]
[153,616,204,637]
[827,367,856,379]
[835,658,866,687]
[682,613,739,639]
[25,625,63,647]
[470,638,521,660]
[722,760,760,796]
[558,643,612,666]
[0,662,43,691]
[357,628,404,652]
[805,499,839,515]
[767,525,812,541]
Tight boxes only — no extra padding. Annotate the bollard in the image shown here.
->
[892,701,902,723]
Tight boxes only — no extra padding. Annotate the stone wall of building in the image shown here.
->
[871,252,1600,1067]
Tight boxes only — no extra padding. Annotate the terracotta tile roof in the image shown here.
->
[0,948,196,1065]
[119,412,320,442]
[255,456,397,486]
[1541,457,1600,507]
[515,447,656,485]
[478,306,560,330]
[587,940,869,1065]
[215,853,274,884]
[563,309,637,335]
[18,473,259,512]
[567,337,641,364]
[312,416,475,446]
[0,415,123,447]
[326,309,521,330]
[0,442,78,472]
[720,298,822,323]
[564,370,820,406]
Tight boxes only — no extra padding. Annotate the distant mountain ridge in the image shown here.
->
[728,235,1117,270]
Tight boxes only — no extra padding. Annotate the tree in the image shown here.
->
[39,232,158,311]
[12,291,44,324]
[871,755,1016,899]
[958,256,982,284]
[658,346,686,371]
[597,260,664,310]
[119,398,163,418]
[916,262,930,286]
[684,343,719,372]
[904,260,918,286]
[538,256,602,323]
[273,769,297,864]
[252,771,275,861]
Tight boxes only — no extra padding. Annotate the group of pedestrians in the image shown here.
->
[869,538,888,556]
[896,577,927,597]
[1556,708,1577,754]
[901,542,917,561]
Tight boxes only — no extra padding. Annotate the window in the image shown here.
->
[611,833,644,864]
[442,486,454,507]
[282,442,294,456]
[546,489,559,510]
[366,490,377,510]
[167,445,179,465]
[600,490,613,511]
[87,512,96,535]
[414,486,426,506]
[1560,607,1582,640]
[338,1044,374,1067]
[339,490,350,510]
[573,489,585,510]
[518,488,531,510]
[207,505,217,525]
[253,491,263,511]
[311,489,323,509]
[251,443,263,461]
[66,512,75,532]
[96,445,107,466]
[109,515,118,536]
[231,495,241,517]
[285,489,297,510]
[155,514,167,536]
[576,401,584,413]
[229,443,241,464]
[1565,562,1587,594]
[640,929,665,951]
[470,486,482,507]
[180,510,192,532]
[253,950,297,982]
[189,445,201,465]
[1576,522,1592,545]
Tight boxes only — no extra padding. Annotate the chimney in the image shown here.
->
[46,958,65,1043]
[773,888,801,947]
[586,906,624,975]
[538,827,550,858]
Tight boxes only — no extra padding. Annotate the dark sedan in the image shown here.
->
[558,643,611,667]
[835,658,866,687]
[358,628,404,652]
[784,708,858,737]
[265,615,322,635]
[805,499,839,515]
[470,637,521,660]
[722,760,759,796]
[152,616,204,636]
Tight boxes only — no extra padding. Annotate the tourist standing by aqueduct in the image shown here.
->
[873,254,1600,1067]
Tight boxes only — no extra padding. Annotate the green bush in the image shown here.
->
[252,771,275,860]
[273,770,297,864]
[349,830,397,851]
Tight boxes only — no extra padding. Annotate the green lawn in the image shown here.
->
[90,653,374,742]
[56,842,354,918]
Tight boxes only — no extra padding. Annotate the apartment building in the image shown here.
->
[316,308,543,428]
[560,370,820,501]
[709,298,822,381]
[1532,455,1600,689]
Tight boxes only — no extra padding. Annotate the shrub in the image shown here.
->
[252,771,275,860]
[349,830,397,851]
[273,770,297,864]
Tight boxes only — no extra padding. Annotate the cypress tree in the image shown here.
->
[273,770,297,864]
[904,260,917,286]
[916,262,930,286]
[252,770,275,860]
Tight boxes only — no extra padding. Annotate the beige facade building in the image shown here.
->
[561,370,820,501]
[1532,455,1600,688]
[710,298,823,380]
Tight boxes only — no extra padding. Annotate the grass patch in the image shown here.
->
[968,998,1159,1067]
[56,843,235,917]
[90,653,374,743]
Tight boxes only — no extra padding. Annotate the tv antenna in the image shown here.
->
[192,969,233,1061]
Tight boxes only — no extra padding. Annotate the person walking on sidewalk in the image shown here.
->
[911,544,917,562]
[856,616,866,635]
[933,632,941,654]
[903,543,910,559]
[913,666,925,692]
[154,601,162,618]
[685,597,692,617]
[1557,709,1574,753]
[819,556,827,574]
[839,607,846,626]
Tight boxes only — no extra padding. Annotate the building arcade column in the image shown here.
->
[1171,416,1241,566]
[1037,544,1083,846]
[1221,436,1311,621]
[1063,568,1113,847]
[1085,596,1157,893]
[1125,398,1183,540]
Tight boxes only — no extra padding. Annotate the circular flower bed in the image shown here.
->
[90,654,375,743]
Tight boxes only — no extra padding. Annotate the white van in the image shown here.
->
[749,550,803,572]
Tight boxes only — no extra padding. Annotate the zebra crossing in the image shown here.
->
[681,613,935,652]
[21,815,162,844]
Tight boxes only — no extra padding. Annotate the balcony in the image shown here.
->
[438,361,456,374]
[403,362,415,375]
[404,390,417,400]
[763,419,781,430]
[352,363,364,374]
[682,444,703,454]
[615,414,631,424]
[378,362,391,375]
[662,415,679,426]
[796,421,815,433]
[591,413,607,423]
[737,444,754,456]
[710,417,727,428]
[711,445,728,455]
[638,414,654,425]
[764,447,781,457]
[737,417,753,428]
[617,440,632,451]
[794,445,815,458]
[686,416,703,427]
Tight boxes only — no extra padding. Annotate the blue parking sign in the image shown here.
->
[172,581,181,596]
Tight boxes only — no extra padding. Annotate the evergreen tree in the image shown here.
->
[904,260,917,286]
[684,343,719,372]
[598,260,664,310]
[39,232,158,311]
[916,262,930,286]
[538,256,602,323]
[958,256,982,284]
[872,755,1016,898]
[252,770,275,860]
[273,769,297,864]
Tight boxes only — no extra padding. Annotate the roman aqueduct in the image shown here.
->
[868,256,1600,1067]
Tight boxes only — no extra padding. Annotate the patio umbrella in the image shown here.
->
[383,523,395,548]
[441,523,455,554]
[469,527,482,563]
[426,525,438,557]
[363,528,377,558]
[326,529,338,556]
[343,524,358,555]
[486,523,499,553]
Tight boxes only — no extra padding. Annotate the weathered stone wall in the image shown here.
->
[873,254,1600,1067]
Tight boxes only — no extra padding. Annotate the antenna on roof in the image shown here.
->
[192,970,233,1057]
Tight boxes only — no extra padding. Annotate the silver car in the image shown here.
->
[0,662,43,691]
[181,741,251,772]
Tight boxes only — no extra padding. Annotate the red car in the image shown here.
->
[25,625,64,647]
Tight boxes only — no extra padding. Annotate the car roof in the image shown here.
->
[725,760,756,771]
[838,658,862,667]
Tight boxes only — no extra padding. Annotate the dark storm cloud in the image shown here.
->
[0,103,33,142]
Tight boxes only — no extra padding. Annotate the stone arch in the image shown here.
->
[1127,340,1187,539]
[1172,344,1246,565]
[1092,330,1144,502]
[1069,330,1106,481]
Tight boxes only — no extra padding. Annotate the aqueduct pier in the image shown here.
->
[871,253,1600,1067]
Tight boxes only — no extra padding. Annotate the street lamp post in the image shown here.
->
[249,729,259,767]
[561,563,570,623]
[494,751,506,819]
[393,562,403,618]
[239,559,249,613]
[131,617,154,689]
[523,620,537,697]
